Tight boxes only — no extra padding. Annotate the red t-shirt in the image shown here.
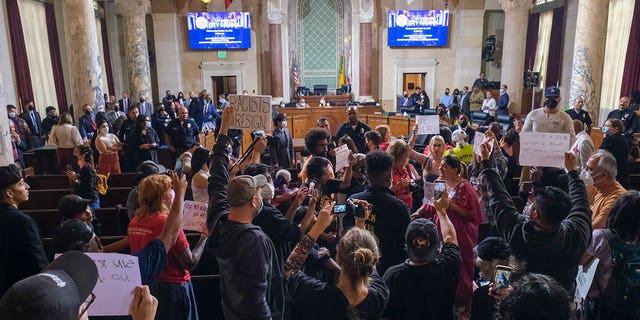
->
[128,213,190,284]
[392,164,413,209]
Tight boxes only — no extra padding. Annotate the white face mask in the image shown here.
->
[486,94,491,99]
[8,112,16,118]
[580,170,593,186]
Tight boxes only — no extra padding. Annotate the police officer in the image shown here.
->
[165,106,199,156]
[117,106,140,172]
[335,106,371,154]
[565,96,592,134]
[606,96,638,135]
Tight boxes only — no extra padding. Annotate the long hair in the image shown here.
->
[606,190,640,242]
[135,175,171,219]
[190,147,211,180]
[442,154,467,179]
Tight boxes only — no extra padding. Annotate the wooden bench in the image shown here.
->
[24,206,129,238]
[27,173,138,190]
[20,189,72,210]
[100,187,133,208]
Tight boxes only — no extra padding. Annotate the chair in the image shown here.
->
[496,114,514,132]
[421,109,438,116]
[313,85,327,96]
[471,111,489,126]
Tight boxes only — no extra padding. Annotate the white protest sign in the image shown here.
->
[183,200,208,232]
[335,144,350,170]
[228,94,273,131]
[519,132,570,168]
[86,253,142,316]
[415,115,440,134]
[574,258,599,311]
[473,131,487,155]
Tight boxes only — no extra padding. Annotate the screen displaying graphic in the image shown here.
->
[187,12,251,49]
[388,10,449,47]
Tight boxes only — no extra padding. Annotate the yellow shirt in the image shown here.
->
[445,144,474,164]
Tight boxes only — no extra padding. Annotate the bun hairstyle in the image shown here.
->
[337,228,379,286]
[76,145,95,168]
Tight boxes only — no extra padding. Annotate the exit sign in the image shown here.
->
[218,51,227,59]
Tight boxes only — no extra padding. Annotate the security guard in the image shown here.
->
[165,107,200,155]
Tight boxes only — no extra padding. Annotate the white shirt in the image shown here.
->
[482,98,497,117]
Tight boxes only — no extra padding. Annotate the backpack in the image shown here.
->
[96,172,109,195]
[604,230,640,317]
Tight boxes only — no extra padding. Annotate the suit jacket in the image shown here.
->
[269,127,294,168]
[78,114,96,139]
[188,99,203,124]
[460,93,471,115]
[19,111,42,136]
[497,93,510,116]
[118,98,131,113]
[138,101,153,117]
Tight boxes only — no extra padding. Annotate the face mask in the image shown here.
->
[145,121,152,128]
[8,112,16,118]
[140,99,144,103]
[580,170,593,186]
[28,105,34,111]
[445,92,450,95]
[261,183,275,200]
[158,108,165,112]
[486,94,491,99]
[545,99,559,109]
[404,94,408,98]
[255,196,264,217]
[460,120,468,128]
[500,89,505,94]
[84,110,91,115]
[100,127,108,135]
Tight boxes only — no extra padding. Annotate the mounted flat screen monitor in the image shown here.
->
[187,12,251,49]
[388,10,449,47]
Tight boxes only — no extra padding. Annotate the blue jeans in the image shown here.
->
[151,280,199,320]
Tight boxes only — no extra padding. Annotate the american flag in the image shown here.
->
[293,61,299,92]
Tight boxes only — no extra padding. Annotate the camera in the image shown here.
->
[332,199,372,218]
[251,130,276,145]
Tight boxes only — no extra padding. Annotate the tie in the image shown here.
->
[203,104,208,117]
[91,116,96,130]
[31,112,39,135]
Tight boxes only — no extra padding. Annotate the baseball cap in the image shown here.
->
[58,194,92,220]
[227,175,259,207]
[53,219,95,253]
[0,251,98,320]
[0,165,22,192]
[136,161,168,182]
[474,236,512,261]
[545,86,560,98]
[406,218,440,263]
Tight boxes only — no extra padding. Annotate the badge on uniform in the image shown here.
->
[187,123,191,128]
[360,128,364,134]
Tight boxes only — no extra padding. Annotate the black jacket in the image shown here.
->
[480,160,591,295]
[0,203,48,297]
[599,132,629,186]
[349,185,410,275]
[207,135,285,320]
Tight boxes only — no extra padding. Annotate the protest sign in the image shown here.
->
[228,94,273,131]
[423,181,435,205]
[335,144,350,170]
[519,132,570,168]
[85,253,141,316]
[473,131,487,155]
[574,258,600,312]
[415,115,440,134]
[183,200,208,232]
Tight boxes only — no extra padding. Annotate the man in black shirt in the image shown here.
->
[335,106,371,154]
[383,195,460,320]
[607,96,638,135]
[565,96,592,134]
[0,165,48,298]
[165,107,200,155]
[350,151,410,274]
[41,106,58,142]
[117,106,140,172]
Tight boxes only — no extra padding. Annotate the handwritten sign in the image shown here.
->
[85,253,142,316]
[415,115,440,134]
[335,144,350,170]
[473,131,487,155]
[423,181,435,205]
[574,258,599,312]
[228,94,273,131]
[183,200,208,232]
[519,132,570,168]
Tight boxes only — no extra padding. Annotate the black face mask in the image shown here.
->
[404,94,408,98]
[460,120,468,127]
[445,92,450,95]
[84,110,92,115]
[140,99,145,103]
[545,99,559,109]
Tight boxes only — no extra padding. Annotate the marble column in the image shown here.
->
[0,2,16,166]
[152,13,183,96]
[358,10,373,101]
[115,0,152,105]
[268,12,284,100]
[62,0,105,120]
[499,0,531,114]
[569,0,609,125]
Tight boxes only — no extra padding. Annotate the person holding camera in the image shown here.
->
[349,150,411,275]
[284,200,389,319]
[270,113,294,170]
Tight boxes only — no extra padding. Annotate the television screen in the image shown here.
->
[388,10,449,47]
[187,12,251,49]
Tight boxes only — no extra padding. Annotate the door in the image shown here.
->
[211,76,238,99]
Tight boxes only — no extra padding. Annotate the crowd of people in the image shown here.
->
[1,83,640,320]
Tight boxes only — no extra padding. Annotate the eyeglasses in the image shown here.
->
[78,292,96,319]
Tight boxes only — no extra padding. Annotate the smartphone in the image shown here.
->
[434,181,446,200]
[332,204,347,214]
[175,167,183,178]
[308,181,316,193]
[494,265,513,290]
[66,164,73,172]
